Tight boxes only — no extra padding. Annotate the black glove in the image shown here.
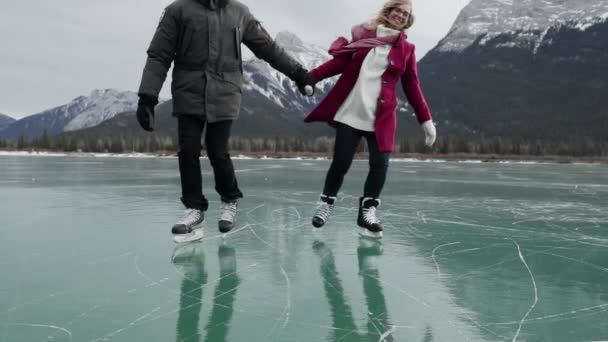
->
[136,94,158,132]
[291,66,316,96]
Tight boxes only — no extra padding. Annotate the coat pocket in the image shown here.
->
[171,69,204,94]
[179,18,208,63]
[222,71,243,94]
[377,95,398,115]
[235,27,242,60]
[219,26,241,72]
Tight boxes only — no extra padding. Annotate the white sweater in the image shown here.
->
[333,25,399,132]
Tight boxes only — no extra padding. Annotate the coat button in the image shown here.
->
[390,60,395,65]
[379,99,385,104]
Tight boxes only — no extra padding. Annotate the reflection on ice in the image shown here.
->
[172,243,240,342]
[314,238,394,341]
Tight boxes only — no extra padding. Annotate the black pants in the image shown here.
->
[323,123,391,199]
[177,116,243,211]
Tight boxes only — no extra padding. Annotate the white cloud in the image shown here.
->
[0,0,469,119]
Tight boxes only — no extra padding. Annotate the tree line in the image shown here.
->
[1,130,607,157]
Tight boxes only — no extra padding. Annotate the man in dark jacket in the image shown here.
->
[136,0,315,237]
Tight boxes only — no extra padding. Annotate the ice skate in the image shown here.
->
[357,197,383,239]
[218,201,238,233]
[312,195,336,228]
[172,209,205,243]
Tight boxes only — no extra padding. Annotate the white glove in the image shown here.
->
[304,85,314,97]
[421,120,436,147]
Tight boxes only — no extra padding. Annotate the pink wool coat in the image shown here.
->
[304,24,433,152]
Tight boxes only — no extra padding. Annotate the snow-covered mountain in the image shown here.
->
[0,89,139,140]
[0,113,15,132]
[437,0,608,53]
[242,31,335,116]
[417,0,608,141]
[63,89,138,131]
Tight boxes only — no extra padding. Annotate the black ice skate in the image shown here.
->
[357,197,383,239]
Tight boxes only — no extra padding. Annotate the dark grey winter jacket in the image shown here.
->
[138,0,303,121]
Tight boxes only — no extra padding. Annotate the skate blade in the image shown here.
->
[358,228,383,239]
[173,228,204,244]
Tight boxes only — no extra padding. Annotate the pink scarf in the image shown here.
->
[328,25,400,57]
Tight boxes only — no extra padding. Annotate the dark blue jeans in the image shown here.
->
[177,116,243,211]
[323,123,391,199]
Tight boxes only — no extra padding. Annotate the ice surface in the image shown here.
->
[0,155,607,341]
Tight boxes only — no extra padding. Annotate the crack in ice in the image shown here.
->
[8,323,72,342]
[509,239,538,342]
[431,242,461,278]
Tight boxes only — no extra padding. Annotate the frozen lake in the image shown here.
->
[1,155,607,341]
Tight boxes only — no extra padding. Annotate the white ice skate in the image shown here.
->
[172,209,205,244]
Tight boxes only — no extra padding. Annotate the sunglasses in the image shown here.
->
[390,7,411,17]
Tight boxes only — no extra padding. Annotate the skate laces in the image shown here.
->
[220,202,237,222]
[314,201,334,222]
[177,209,201,225]
[362,207,380,224]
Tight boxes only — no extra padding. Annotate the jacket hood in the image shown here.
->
[198,0,229,10]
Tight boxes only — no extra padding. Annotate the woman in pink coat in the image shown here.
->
[305,0,437,237]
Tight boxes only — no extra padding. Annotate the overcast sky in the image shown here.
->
[0,0,470,119]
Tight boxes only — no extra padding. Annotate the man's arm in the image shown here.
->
[138,5,180,100]
[241,12,306,82]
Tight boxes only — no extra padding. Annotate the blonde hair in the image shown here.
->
[366,0,415,31]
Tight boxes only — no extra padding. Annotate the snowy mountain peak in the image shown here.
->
[88,88,125,101]
[273,31,330,59]
[0,89,140,139]
[0,113,16,131]
[438,0,608,52]
[275,31,305,48]
[0,113,14,121]
[242,31,332,112]
[63,89,138,132]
